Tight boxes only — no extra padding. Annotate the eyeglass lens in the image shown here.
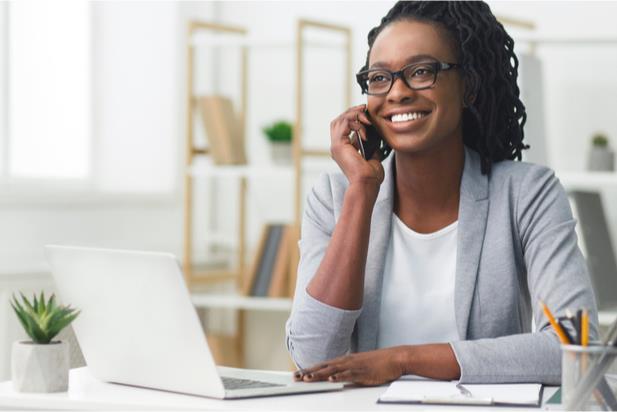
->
[366,63,437,95]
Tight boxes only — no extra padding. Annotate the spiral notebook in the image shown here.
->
[378,380,542,406]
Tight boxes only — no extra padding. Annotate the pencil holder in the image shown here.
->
[562,344,617,411]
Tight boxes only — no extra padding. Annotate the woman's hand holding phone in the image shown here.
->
[329,104,385,192]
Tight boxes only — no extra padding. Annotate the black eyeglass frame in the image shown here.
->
[355,61,460,96]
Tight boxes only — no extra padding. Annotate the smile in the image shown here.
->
[390,111,431,123]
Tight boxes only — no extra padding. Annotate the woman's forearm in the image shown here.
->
[397,343,461,380]
[306,182,379,310]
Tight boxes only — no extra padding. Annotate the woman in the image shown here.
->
[285,1,598,385]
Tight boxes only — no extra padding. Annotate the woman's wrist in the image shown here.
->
[393,344,461,381]
[346,180,381,204]
[394,345,414,376]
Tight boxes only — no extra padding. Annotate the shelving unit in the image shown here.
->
[183,19,351,291]
[183,21,248,287]
[191,293,292,312]
[183,19,351,368]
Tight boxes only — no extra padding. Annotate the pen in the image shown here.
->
[581,309,589,347]
[557,319,574,344]
[576,309,583,345]
[540,301,571,344]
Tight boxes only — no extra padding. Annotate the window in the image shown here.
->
[0,1,178,199]
[5,1,91,180]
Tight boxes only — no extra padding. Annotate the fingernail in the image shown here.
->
[307,373,314,379]
[329,375,337,381]
[294,371,301,379]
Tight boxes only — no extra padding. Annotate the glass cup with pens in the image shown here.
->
[542,302,617,410]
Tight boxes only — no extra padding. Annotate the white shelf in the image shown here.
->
[191,293,292,312]
[556,171,617,190]
[599,310,617,327]
[188,164,293,179]
[190,35,346,49]
[514,35,617,45]
[188,162,338,179]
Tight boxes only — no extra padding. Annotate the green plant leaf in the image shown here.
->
[48,294,57,313]
[47,310,80,341]
[22,308,49,343]
[38,291,46,316]
[263,121,293,142]
[20,292,36,314]
[10,300,32,339]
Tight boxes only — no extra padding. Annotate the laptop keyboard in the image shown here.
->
[222,376,285,390]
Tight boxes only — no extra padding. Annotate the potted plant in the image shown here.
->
[588,132,615,172]
[263,120,293,165]
[11,292,80,393]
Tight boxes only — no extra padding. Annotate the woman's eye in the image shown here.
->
[412,67,433,77]
[369,73,389,83]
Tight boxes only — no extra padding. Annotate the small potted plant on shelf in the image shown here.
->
[11,292,80,393]
[588,132,615,172]
[263,120,293,165]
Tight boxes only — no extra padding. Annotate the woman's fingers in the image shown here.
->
[328,369,355,383]
[302,364,342,382]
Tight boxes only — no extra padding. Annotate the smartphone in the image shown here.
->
[358,113,391,161]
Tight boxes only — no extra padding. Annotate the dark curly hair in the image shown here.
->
[359,1,528,175]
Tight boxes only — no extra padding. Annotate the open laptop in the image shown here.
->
[44,245,343,399]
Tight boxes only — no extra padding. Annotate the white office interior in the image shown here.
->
[1,0,617,384]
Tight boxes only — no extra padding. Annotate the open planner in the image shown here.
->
[378,380,542,406]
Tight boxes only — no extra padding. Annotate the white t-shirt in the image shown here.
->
[377,214,459,348]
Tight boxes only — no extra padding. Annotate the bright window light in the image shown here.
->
[8,1,91,179]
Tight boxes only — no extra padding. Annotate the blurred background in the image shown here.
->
[1,0,617,380]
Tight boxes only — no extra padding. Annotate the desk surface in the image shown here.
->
[0,368,558,411]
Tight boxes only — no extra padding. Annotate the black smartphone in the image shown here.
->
[358,113,391,161]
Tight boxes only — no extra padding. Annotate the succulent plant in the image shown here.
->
[592,133,609,148]
[11,292,80,344]
[263,121,293,143]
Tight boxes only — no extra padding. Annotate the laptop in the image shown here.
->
[569,190,617,311]
[44,245,343,399]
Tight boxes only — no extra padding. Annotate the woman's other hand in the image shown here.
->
[293,347,405,386]
[330,104,385,190]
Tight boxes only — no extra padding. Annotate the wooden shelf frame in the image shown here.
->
[183,21,249,287]
[183,18,352,293]
[292,20,352,277]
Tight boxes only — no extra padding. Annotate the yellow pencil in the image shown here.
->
[540,301,571,344]
[581,309,589,347]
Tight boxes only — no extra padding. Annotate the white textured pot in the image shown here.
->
[12,340,69,393]
[588,147,615,171]
[270,142,292,165]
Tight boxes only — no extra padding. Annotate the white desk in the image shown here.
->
[0,368,558,411]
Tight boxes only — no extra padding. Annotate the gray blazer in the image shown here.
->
[285,146,599,384]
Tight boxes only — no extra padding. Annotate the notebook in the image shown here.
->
[378,380,542,406]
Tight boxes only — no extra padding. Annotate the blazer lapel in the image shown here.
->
[356,154,394,352]
[454,147,489,340]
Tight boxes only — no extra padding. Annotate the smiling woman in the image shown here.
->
[285,1,598,386]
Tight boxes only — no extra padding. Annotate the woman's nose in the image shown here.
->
[387,76,416,103]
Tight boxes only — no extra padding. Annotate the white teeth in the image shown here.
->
[391,112,426,122]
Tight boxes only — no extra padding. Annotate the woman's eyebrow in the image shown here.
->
[369,54,439,69]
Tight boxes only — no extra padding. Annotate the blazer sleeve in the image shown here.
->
[285,173,362,369]
[450,165,599,384]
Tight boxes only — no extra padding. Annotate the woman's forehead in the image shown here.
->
[369,20,458,68]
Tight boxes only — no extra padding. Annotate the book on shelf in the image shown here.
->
[243,223,294,298]
[198,95,246,165]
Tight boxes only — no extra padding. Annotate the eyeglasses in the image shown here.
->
[356,61,460,96]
